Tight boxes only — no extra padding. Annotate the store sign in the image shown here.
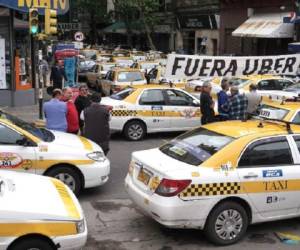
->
[58,23,81,31]
[178,15,218,29]
[0,0,69,15]
[165,54,300,79]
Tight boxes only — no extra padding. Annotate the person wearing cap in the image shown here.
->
[80,93,110,155]
[222,86,248,120]
[43,89,67,132]
[200,82,215,124]
[75,84,91,134]
[62,87,79,134]
[246,84,262,117]
[217,78,230,120]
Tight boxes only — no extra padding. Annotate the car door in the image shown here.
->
[138,89,171,131]
[101,71,114,96]
[237,136,298,218]
[0,123,37,173]
[164,89,200,130]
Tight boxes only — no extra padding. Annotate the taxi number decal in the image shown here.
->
[0,153,23,169]
[260,110,271,117]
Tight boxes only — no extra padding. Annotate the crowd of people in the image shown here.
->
[200,79,262,125]
[43,84,110,155]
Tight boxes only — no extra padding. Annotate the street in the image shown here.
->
[80,132,300,250]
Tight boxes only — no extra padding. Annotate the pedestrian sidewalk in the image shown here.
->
[2,104,41,123]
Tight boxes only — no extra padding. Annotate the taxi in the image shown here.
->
[0,111,110,195]
[100,68,147,96]
[112,50,134,67]
[101,86,201,141]
[86,62,117,89]
[125,119,300,245]
[0,171,86,250]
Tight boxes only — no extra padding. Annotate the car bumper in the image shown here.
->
[78,159,110,189]
[53,230,87,250]
[125,175,208,229]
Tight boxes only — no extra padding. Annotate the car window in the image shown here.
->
[276,79,293,90]
[117,71,144,82]
[292,112,300,124]
[110,88,135,100]
[0,124,24,145]
[165,89,193,106]
[257,80,275,90]
[106,71,113,81]
[293,136,300,153]
[139,89,166,105]
[147,68,158,79]
[160,127,234,166]
[239,137,293,167]
[94,65,99,73]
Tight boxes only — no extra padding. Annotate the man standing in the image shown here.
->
[43,89,67,132]
[217,78,229,120]
[81,93,110,155]
[246,84,262,117]
[75,84,91,134]
[62,87,79,134]
[50,60,67,89]
[223,86,248,120]
[200,82,215,124]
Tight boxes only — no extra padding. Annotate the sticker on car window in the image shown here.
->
[263,169,283,178]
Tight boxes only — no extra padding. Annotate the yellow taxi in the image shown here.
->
[112,50,134,67]
[0,171,86,250]
[100,68,147,96]
[0,110,110,195]
[101,85,201,140]
[125,119,300,245]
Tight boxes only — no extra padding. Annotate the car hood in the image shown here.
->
[50,131,99,152]
[0,171,83,221]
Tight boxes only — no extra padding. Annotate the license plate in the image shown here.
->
[137,168,152,186]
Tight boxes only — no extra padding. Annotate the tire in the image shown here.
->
[204,201,248,246]
[10,238,55,250]
[124,120,146,141]
[46,166,82,195]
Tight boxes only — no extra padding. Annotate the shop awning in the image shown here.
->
[102,22,144,34]
[232,13,294,38]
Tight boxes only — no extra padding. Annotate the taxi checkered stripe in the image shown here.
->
[180,182,241,197]
[111,110,138,117]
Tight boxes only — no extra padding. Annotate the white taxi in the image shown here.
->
[0,110,110,195]
[125,120,300,245]
[0,171,86,250]
[101,86,201,141]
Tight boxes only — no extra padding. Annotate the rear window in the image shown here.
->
[257,104,289,120]
[117,71,144,82]
[160,128,234,166]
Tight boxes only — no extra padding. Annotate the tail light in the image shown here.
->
[155,178,191,197]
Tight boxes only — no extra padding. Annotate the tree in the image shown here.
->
[75,0,109,44]
[113,0,160,50]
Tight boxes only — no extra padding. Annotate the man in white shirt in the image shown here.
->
[246,84,262,117]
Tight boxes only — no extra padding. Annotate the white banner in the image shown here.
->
[165,54,300,79]
[0,39,7,89]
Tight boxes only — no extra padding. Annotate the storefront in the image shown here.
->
[0,0,69,107]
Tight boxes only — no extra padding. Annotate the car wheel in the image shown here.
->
[10,238,55,250]
[46,166,82,195]
[124,120,146,141]
[204,201,248,245]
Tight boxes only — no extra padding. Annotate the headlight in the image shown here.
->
[87,151,106,162]
[76,219,85,234]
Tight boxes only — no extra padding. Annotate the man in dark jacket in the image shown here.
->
[200,82,215,124]
[75,84,91,134]
[50,60,67,89]
[81,93,110,155]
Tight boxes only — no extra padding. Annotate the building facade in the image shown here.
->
[219,0,295,56]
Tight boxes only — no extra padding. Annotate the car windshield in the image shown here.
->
[257,104,289,120]
[0,111,54,142]
[117,71,144,82]
[110,88,135,100]
[160,128,234,166]
[229,78,251,88]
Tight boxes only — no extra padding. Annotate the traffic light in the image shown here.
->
[45,8,57,35]
[29,8,39,35]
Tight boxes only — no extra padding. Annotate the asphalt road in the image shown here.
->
[79,132,300,250]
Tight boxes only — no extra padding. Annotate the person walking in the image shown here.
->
[200,82,215,125]
[62,87,79,134]
[75,84,91,134]
[43,89,67,132]
[246,84,262,117]
[50,60,67,89]
[217,78,229,120]
[81,93,110,155]
[222,86,248,120]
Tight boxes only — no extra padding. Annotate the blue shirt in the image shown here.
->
[44,99,67,132]
[217,90,229,116]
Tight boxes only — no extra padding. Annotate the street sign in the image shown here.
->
[74,31,84,41]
